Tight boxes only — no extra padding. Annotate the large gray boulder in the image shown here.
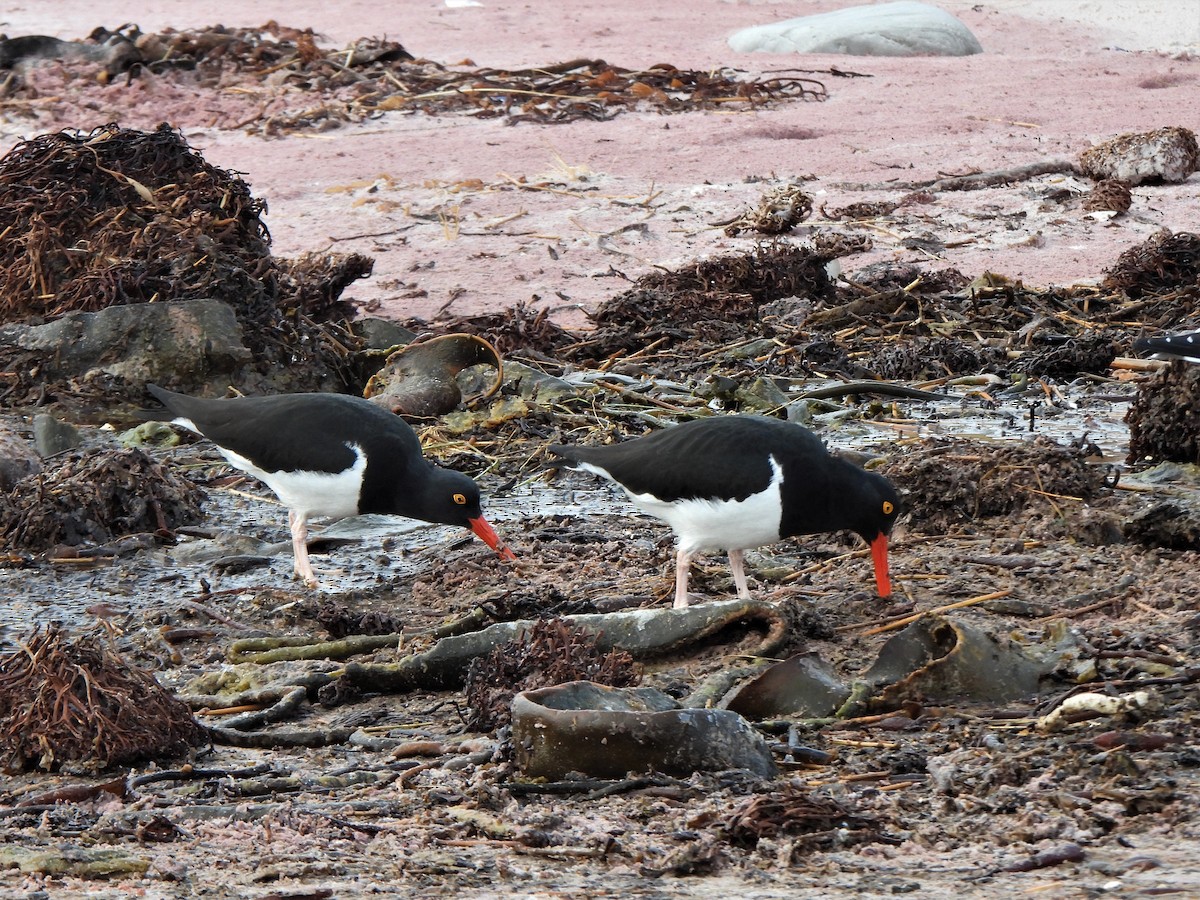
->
[729,1,983,57]
[0,298,252,388]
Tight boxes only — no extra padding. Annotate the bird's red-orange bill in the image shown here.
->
[469,516,517,560]
[871,533,891,597]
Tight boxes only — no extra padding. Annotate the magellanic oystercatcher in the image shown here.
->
[148,385,516,586]
[1134,329,1200,363]
[548,415,900,608]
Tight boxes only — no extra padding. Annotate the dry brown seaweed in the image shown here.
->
[1102,230,1200,299]
[722,786,890,852]
[1127,362,1200,466]
[4,25,829,129]
[881,436,1111,534]
[0,447,203,551]
[0,124,369,406]
[463,618,640,731]
[0,625,206,772]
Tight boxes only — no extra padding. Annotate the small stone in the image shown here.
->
[0,419,41,490]
[1079,126,1200,185]
[33,414,82,457]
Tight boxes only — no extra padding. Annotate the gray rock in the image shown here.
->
[1078,126,1200,185]
[352,316,418,352]
[729,1,982,57]
[502,360,580,402]
[32,414,82,457]
[0,417,41,491]
[0,298,252,387]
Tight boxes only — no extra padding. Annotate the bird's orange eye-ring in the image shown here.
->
[882,501,894,515]
[453,493,468,505]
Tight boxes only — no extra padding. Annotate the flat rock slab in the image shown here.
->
[728,1,982,56]
[0,298,251,388]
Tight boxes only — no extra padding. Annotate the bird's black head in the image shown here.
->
[418,467,484,527]
[850,468,901,599]
[417,467,516,561]
[852,468,902,543]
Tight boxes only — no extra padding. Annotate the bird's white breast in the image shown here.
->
[582,458,785,553]
[218,443,367,520]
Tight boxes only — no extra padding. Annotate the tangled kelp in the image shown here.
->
[0,124,369,405]
[0,626,205,772]
[0,448,203,552]
[2,24,829,130]
[463,618,640,731]
[880,436,1112,534]
[576,241,840,360]
[1127,362,1200,466]
[1102,229,1200,301]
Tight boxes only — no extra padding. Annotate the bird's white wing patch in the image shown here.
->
[218,443,367,520]
[625,457,785,554]
[169,415,199,433]
[1157,332,1200,362]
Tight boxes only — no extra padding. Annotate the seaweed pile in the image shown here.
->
[0,448,204,553]
[1,24,829,131]
[0,123,370,405]
[0,626,206,773]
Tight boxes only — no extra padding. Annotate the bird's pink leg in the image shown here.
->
[728,548,752,600]
[673,547,694,608]
[289,509,318,588]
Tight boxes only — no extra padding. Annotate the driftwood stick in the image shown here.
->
[836,160,1079,192]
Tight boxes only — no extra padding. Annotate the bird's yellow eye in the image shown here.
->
[453,493,467,505]
[882,501,894,515]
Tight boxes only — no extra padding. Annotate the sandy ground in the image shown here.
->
[1,1,1197,326]
[2,4,1200,899]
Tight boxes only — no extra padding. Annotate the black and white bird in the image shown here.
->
[1134,329,1200,364]
[148,385,515,586]
[548,415,900,607]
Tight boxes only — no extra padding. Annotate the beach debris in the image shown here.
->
[1079,126,1200,185]
[721,786,889,853]
[0,32,138,80]
[574,242,839,360]
[723,652,851,719]
[1103,229,1200,299]
[0,25,828,130]
[1036,689,1159,732]
[880,436,1110,534]
[463,617,639,730]
[0,447,203,552]
[364,332,504,417]
[1011,331,1119,378]
[341,599,789,693]
[0,845,150,878]
[1123,498,1200,550]
[0,625,206,772]
[511,680,777,779]
[864,615,1081,706]
[0,123,368,407]
[1126,360,1200,465]
[723,615,1084,720]
[722,184,813,236]
[1083,178,1133,214]
[819,199,899,220]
